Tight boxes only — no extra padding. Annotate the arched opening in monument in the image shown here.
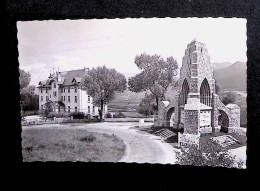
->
[200,78,211,106]
[166,107,175,127]
[179,78,190,106]
[218,110,230,132]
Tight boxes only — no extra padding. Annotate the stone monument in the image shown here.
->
[157,39,241,147]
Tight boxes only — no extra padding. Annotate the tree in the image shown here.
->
[83,66,127,119]
[176,140,244,168]
[44,101,53,117]
[137,93,157,117]
[128,53,178,110]
[20,86,39,112]
[27,85,36,93]
[19,69,37,113]
[19,69,31,89]
[220,92,237,105]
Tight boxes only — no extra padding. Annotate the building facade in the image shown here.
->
[157,39,241,147]
[37,68,107,118]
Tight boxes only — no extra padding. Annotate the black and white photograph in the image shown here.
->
[18,18,247,168]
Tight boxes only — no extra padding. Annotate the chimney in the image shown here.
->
[57,72,61,81]
[84,67,89,75]
[48,70,52,79]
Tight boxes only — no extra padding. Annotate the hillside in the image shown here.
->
[212,62,233,70]
[108,89,146,112]
[108,61,246,118]
[108,85,175,113]
[213,61,246,91]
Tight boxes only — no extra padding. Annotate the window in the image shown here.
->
[75,96,77,103]
[68,106,70,113]
[64,96,65,101]
[54,83,56,88]
[41,88,42,93]
[93,106,95,113]
[75,107,77,112]
[75,87,77,93]
[41,96,43,102]
[68,87,70,93]
[46,96,48,101]
[88,106,90,113]
[50,94,51,98]
[41,105,43,110]
[88,95,90,102]
[64,88,65,93]
[53,91,57,97]
[46,89,48,93]
[68,96,70,102]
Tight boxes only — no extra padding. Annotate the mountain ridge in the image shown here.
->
[213,61,246,91]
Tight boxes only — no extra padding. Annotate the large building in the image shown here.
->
[158,39,241,146]
[37,68,107,118]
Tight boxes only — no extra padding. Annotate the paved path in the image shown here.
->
[24,115,42,120]
[23,122,177,164]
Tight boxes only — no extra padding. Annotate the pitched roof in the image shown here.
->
[60,69,86,86]
[38,68,87,88]
[38,79,51,88]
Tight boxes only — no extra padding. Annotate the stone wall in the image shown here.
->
[179,133,200,147]
[228,127,246,136]
[200,126,212,134]
[226,104,240,127]
[217,97,241,128]
[212,93,220,131]
[184,109,200,135]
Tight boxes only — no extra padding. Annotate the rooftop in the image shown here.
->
[38,68,88,88]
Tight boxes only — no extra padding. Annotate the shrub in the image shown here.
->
[69,112,85,119]
[176,140,243,168]
[220,92,237,105]
[137,93,156,117]
[79,134,96,142]
[43,101,53,117]
[92,115,99,119]
[106,112,112,118]
[47,112,70,118]
[113,112,126,118]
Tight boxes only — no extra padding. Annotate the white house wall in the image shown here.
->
[39,88,50,109]
[38,71,108,118]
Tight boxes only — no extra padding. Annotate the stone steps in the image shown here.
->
[154,129,176,140]
[211,135,239,147]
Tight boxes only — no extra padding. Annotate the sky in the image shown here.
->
[17,18,247,86]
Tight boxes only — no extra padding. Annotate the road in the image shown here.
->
[23,122,178,164]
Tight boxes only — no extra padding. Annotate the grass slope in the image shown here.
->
[22,128,125,162]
